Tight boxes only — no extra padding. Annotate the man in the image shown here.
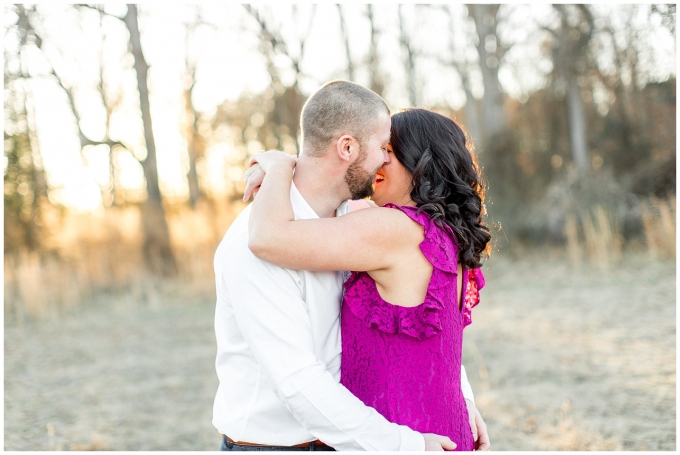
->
[213,80,489,451]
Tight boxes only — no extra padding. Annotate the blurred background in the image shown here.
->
[4,3,676,451]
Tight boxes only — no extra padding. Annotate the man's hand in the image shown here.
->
[423,433,456,451]
[466,399,490,451]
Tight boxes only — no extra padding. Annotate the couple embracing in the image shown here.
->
[213,81,491,451]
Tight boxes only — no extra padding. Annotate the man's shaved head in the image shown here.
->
[300,80,390,157]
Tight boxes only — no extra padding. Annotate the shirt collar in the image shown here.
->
[290,181,319,220]
[290,181,350,220]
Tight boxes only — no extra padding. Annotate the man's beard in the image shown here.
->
[344,145,378,200]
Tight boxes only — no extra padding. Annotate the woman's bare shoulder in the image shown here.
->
[347,199,378,212]
[355,204,425,246]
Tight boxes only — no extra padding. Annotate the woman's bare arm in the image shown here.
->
[247,152,420,272]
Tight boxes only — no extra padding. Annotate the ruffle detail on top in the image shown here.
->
[463,267,485,328]
[342,203,459,341]
[385,204,459,275]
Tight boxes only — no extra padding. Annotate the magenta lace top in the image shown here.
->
[340,203,485,451]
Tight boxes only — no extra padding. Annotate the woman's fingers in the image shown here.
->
[248,154,260,167]
[243,165,265,202]
[243,163,261,181]
[243,150,295,201]
[249,149,296,172]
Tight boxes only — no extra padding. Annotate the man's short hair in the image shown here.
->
[300,80,390,157]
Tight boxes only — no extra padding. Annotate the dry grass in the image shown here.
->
[563,196,677,270]
[7,194,674,320]
[640,195,676,259]
[4,253,90,319]
[564,204,623,270]
[5,250,674,450]
[464,251,675,450]
[4,199,245,321]
[564,213,582,265]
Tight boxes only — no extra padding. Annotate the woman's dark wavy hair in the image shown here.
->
[390,108,491,269]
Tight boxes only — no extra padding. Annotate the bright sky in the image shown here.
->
[5,4,676,211]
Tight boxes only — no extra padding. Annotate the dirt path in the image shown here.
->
[5,253,676,450]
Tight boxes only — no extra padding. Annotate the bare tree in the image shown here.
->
[444,5,482,144]
[206,5,318,202]
[415,5,483,143]
[592,7,639,166]
[123,4,177,276]
[337,5,354,81]
[243,5,316,89]
[365,5,385,96]
[398,5,418,106]
[186,118,202,210]
[181,9,215,208]
[13,5,129,235]
[242,5,316,149]
[182,60,202,209]
[588,4,670,173]
[19,7,127,156]
[74,3,177,276]
[94,10,125,206]
[467,4,509,147]
[548,4,595,174]
[651,4,676,38]
[4,6,50,252]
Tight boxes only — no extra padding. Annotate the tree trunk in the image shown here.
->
[553,5,591,175]
[463,96,483,150]
[607,32,636,171]
[565,77,589,173]
[467,5,508,147]
[366,5,384,96]
[398,5,418,106]
[445,6,483,146]
[12,7,49,252]
[186,122,201,208]
[124,4,177,276]
[242,5,312,150]
[272,85,305,151]
[337,5,354,81]
[184,88,201,208]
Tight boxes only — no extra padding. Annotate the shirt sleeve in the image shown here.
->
[222,235,424,451]
[461,365,475,404]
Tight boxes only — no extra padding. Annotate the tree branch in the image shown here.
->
[75,4,125,21]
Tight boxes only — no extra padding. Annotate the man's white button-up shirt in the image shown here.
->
[213,182,473,451]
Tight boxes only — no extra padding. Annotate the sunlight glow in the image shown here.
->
[7,4,676,211]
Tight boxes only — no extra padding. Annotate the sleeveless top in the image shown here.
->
[340,203,485,451]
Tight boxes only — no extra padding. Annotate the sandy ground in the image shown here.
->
[4,252,676,450]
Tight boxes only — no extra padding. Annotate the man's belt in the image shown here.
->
[224,435,330,449]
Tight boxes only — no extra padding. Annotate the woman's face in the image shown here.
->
[370,143,415,207]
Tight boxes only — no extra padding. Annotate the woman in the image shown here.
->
[247,109,491,451]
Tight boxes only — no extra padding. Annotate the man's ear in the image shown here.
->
[335,135,358,163]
